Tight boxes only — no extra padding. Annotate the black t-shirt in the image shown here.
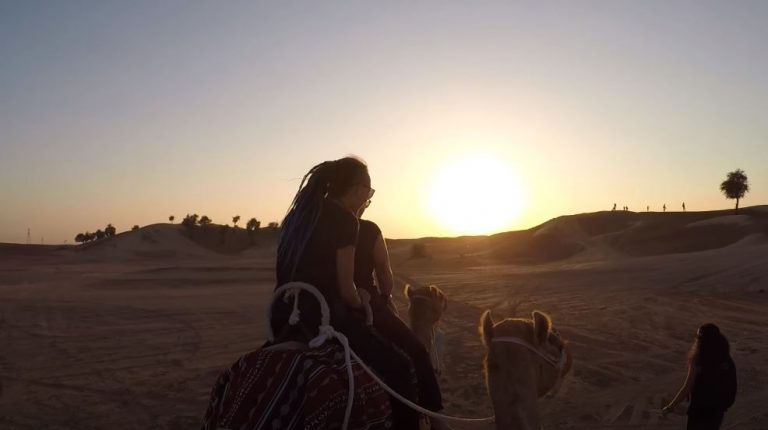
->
[354,219,382,295]
[274,199,359,328]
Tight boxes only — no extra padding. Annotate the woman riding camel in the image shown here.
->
[354,199,446,428]
[663,323,737,430]
[270,156,420,430]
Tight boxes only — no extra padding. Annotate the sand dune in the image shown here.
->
[1,208,767,429]
[389,206,768,265]
[74,224,217,259]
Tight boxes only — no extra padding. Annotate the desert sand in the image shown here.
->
[1,207,767,429]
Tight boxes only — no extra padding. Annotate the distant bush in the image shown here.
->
[246,218,261,231]
[181,214,199,228]
[74,223,117,245]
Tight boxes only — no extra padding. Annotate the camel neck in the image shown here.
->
[489,369,540,429]
[410,318,434,347]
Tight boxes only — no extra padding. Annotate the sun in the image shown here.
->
[427,154,526,235]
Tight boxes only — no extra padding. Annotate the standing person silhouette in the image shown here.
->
[663,324,737,430]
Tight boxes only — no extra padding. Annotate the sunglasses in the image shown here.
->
[358,184,375,199]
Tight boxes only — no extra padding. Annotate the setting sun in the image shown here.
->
[427,154,526,236]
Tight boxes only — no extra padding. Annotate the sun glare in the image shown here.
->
[427,154,526,236]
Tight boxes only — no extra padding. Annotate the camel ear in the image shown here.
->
[532,310,551,346]
[479,310,495,347]
[404,284,412,299]
[429,285,447,311]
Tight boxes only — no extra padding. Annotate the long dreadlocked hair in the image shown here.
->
[278,156,369,280]
[688,323,730,367]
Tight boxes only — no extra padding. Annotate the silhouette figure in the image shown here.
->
[663,204,667,212]
[647,205,650,212]
[612,203,617,211]
[662,324,736,429]
[682,202,686,212]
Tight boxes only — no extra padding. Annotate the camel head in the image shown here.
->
[479,310,573,428]
[404,284,447,327]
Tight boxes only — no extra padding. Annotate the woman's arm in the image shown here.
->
[337,245,362,308]
[372,233,394,297]
[663,364,694,413]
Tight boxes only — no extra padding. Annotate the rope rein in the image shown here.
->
[268,282,566,429]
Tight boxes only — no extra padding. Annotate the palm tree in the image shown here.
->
[720,169,750,213]
[75,233,86,244]
[232,215,241,228]
[169,215,175,223]
[95,229,105,240]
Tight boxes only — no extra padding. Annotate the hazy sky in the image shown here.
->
[2,1,767,244]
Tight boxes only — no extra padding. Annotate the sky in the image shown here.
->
[1,1,767,244]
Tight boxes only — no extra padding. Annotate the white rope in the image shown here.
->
[357,289,374,326]
[266,282,330,342]
[268,282,495,428]
[430,326,439,374]
[491,337,563,368]
[349,348,495,424]
[311,324,355,430]
[285,289,301,326]
[431,326,445,376]
[268,282,354,429]
[491,336,568,397]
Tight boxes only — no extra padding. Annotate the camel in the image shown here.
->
[404,284,448,375]
[480,309,574,430]
[202,283,573,430]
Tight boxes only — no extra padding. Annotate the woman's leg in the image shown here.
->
[371,301,444,411]
[341,317,421,430]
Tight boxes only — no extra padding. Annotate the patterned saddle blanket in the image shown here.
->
[201,342,392,430]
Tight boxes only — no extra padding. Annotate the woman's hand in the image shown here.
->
[661,402,680,417]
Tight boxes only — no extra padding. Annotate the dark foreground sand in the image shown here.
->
[2,211,767,429]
